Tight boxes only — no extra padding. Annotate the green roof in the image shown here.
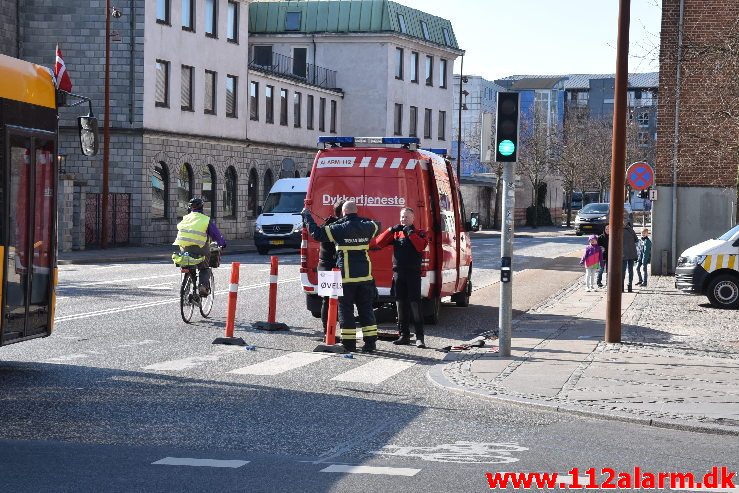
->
[249,0,460,50]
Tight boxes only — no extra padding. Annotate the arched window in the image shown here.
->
[263,169,274,202]
[223,166,237,218]
[247,168,258,218]
[202,165,216,218]
[177,163,193,218]
[152,161,168,218]
[294,169,300,178]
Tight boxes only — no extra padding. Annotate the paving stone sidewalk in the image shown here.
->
[429,275,739,435]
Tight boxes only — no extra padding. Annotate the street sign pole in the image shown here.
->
[499,160,515,357]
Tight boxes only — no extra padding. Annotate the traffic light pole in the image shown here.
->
[499,160,515,357]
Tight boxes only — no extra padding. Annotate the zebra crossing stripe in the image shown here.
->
[320,464,420,476]
[229,352,331,376]
[331,358,415,384]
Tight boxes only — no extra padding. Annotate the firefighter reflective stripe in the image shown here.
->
[325,226,335,243]
[174,212,210,247]
[360,324,378,337]
[371,221,379,238]
[336,245,370,251]
[342,250,350,279]
[340,328,357,340]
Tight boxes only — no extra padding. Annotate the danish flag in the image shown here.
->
[54,44,73,92]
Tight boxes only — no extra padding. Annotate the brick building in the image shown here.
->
[653,0,739,273]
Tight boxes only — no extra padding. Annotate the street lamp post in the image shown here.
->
[456,56,465,179]
[101,0,111,248]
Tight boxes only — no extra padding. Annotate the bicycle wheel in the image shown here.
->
[180,272,195,323]
[199,270,215,318]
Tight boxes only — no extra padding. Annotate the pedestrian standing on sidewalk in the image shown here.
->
[371,207,429,348]
[636,228,652,287]
[596,224,609,287]
[579,234,603,292]
[318,201,344,333]
[622,217,639,292]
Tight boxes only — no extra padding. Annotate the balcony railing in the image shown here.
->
[249,52,338,91]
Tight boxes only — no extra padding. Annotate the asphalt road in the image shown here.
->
[1,235,737,492]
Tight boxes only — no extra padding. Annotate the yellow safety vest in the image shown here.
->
[173,212,210,248]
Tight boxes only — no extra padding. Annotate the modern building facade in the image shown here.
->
[653,0,738,273]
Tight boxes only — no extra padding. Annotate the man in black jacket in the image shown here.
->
[318,201,344,332]
[596,224,609,288]
[303,201,381,353]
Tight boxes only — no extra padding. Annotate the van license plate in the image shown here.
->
[270,240,285,246]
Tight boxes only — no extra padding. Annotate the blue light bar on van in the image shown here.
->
[423,148,448,156]
[318,136,355,145]
[381,137,420,145]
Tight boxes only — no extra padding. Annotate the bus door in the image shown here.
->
[2,131,56,345]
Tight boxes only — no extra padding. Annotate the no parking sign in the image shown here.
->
[626,162,654,191]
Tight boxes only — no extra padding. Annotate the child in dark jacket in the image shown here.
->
[580,234,603,292]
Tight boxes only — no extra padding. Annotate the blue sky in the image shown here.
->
[400,0,662,80]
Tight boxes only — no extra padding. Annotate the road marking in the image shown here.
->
[45,353,92,364]
[229,352,331,376]
[320,465,420,476]
[331,358,415,384]
[372,442,527,464]
[152,457,249,468]
[54,277,300,323]
[144,348,240,371]
[140,282,175,290]
[75,273,180,287]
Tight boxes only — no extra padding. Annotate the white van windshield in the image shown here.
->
[263,192,306,213]
[718,224,739,241]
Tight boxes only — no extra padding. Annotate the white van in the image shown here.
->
[254,178,308,255]
[675,224,739,309]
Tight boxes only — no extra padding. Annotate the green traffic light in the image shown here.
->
[498,139,515,156]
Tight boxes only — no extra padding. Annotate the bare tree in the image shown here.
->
[517,104,554,226]
[554,110,590,226]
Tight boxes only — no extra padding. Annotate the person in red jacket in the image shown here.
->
[372,207,429,348]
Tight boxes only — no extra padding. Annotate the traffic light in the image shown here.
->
[495,92,520,162]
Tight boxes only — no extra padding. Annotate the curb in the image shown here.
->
[426,351,739,437]
[58,246,257,265]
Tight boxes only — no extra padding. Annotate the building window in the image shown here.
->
[438,110,446,140]
[265,85,274,123]
[253,45,273,67]
[397,13,407,33]
[157,0,170,24]
[424,108,432,139]
[152,162,168,218]
[294,92,302,128]
[177,163,193,219]
[420,20,430,40]
[637,111,649,127]
[285,11,301,31]
[247,168,258,218]
[638,131,650,147]
[205,0,217,37]
[394,103,403,136]
[202,165,215,218]
[226,74,237,118]
[442,28,452,46]
[410,52,419,83]
[319,97,326,132]
[182,0,194,30]
[155,60,169,107]
[223,166,237,218]
[293,47,307,78]
[439,59,447,88]
[250,81,259,121]
[330,100,337,133]
[395,47,403,80]
[409,106,418,137]
[280,88,288,126]
[425,55,433,86]
[307,94,314,130]
[204,69,216,114]
[181,65,193,111]
[227,1,238,43]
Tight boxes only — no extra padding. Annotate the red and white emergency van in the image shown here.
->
[300,136,477,324]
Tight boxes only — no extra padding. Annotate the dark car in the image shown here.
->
[574,203,609,235]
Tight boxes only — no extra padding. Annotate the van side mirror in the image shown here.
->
[78,115,99,156]
[466,213,480,232]
[257,206,263,215]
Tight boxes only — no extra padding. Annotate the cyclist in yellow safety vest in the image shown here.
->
[173,197,226,296]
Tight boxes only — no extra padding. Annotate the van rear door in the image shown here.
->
[427,156,458,297]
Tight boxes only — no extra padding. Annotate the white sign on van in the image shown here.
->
[317,270,343,297]
[316,157,356,168]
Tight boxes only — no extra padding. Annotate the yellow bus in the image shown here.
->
[0,53,97,347]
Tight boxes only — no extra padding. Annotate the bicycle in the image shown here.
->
[174,245,221,323]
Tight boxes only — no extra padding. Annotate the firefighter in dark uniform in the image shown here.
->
[303,200,381,353]
[371,207,429,348]
[318,201,344,332]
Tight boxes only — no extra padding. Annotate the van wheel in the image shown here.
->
[453,278,472,307]
[257,246,269,255]
[423,296,441,325]
[706,274,739,309]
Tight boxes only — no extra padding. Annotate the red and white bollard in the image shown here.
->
[254,256,289,331]
[213,261,247,345]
